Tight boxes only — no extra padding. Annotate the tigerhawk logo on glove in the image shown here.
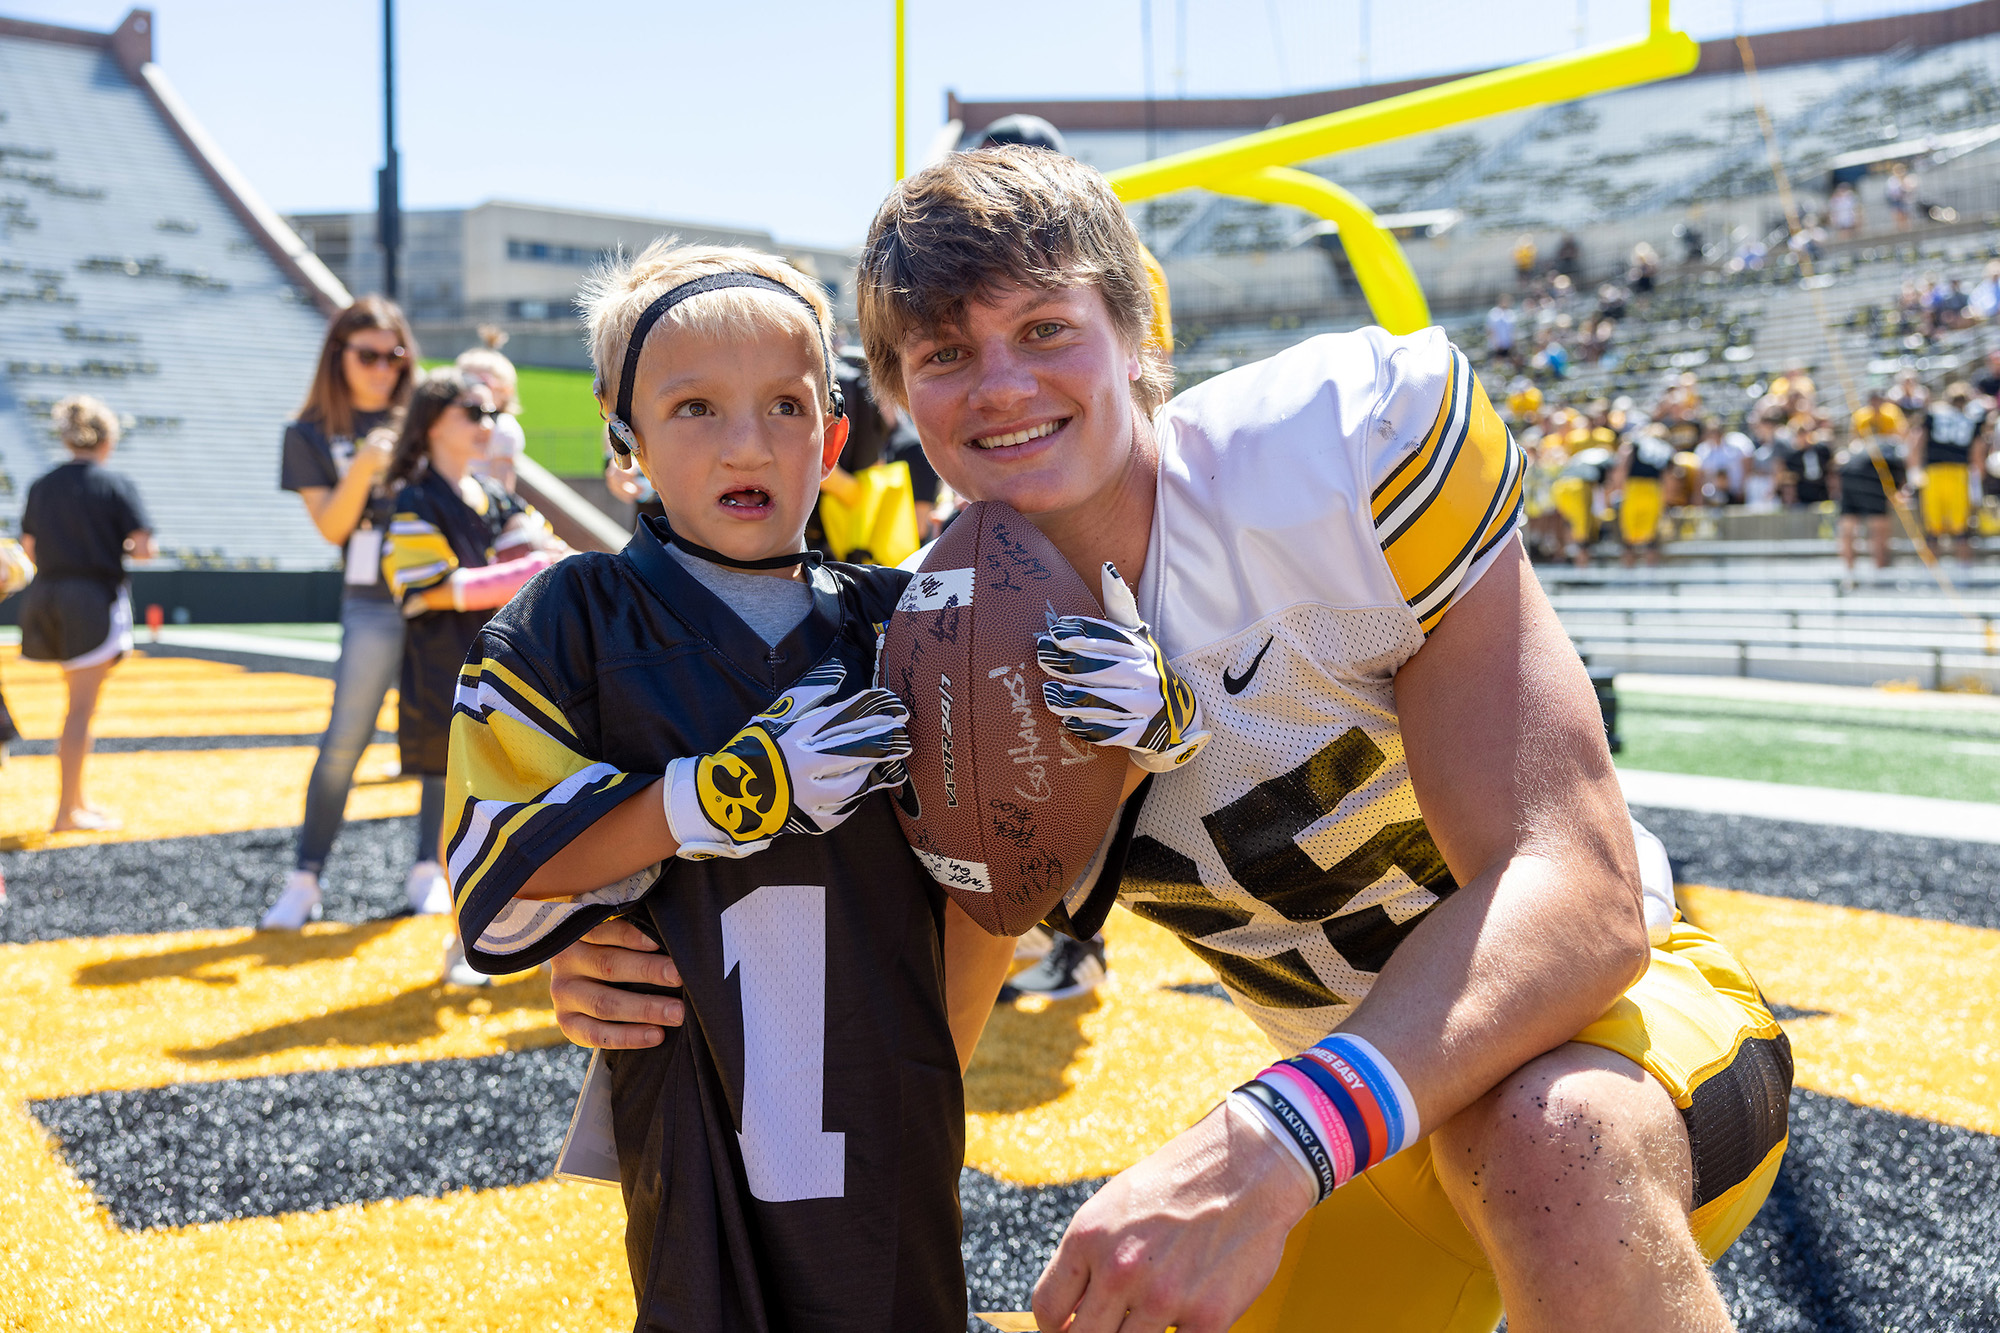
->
[695,730,790,843]
[665,661,913,861]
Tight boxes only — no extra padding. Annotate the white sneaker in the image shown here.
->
[407,860,451,915]
[1013,924,1055,962]
[442,934,491,988]
[260,870,323,930]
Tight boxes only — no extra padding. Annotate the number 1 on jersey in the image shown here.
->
[721,883,846,1202]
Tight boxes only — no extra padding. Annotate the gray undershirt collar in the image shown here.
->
[666,541,815,647]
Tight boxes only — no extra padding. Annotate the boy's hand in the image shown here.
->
[665,662,912,859]
[1038,563,1210,774]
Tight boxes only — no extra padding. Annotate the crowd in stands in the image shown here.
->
[1481,168,2000,575]
[1501,352,1995,573]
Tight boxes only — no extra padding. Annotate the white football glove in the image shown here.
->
[664,662,912,859]
[1036,563,1211,774]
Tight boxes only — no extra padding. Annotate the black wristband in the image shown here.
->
[1237,1080,1337,1203]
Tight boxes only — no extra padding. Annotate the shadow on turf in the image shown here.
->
[167,970,557,1063]
[70,920,406,980]
[965,992,1100,1114]
[72,918,404,986]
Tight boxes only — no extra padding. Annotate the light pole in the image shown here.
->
[377,0,401,299]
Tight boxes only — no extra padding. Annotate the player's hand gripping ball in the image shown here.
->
[664,662,912,860]
[1038,563,1211,773]
[876,502,1130,937]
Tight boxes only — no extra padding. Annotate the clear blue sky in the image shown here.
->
[11,0,1961,248]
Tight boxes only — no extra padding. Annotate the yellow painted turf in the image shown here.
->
[0,916,553,1101]
[0,647,395,741]
[965,909,1276,1185]
[0,745,416,851]
[3,858,1991,1326]
[1678,883,2000,1137]
[0,916,622,1333]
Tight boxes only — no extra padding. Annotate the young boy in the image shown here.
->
[446,242,969,1331]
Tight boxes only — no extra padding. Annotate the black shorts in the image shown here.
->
[1838,493,1889,518]
[19,576,131,667]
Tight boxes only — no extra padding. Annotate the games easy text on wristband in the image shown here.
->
[1233,1032,1420,1205]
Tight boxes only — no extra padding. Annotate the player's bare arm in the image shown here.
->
[1032,543,1652,1333]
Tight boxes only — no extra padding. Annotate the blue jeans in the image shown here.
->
[295,597,405,874]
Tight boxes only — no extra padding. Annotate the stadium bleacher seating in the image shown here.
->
[0,20,339,571]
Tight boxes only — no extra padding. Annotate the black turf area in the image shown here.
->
[961,1170,1107,1331]
[0,816,424,943]
[953,1092,2000,1333]
[28,1045,590,1229]
[1633,805,2000,930]
[1714,1090,2000,1332]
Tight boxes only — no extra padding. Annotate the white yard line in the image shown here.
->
[1617,672,2000,717]
[1620,769,2000,845]
[150,627,342,663]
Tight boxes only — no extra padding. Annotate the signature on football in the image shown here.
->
[983,521,1052,592]
[989,662,1054,802]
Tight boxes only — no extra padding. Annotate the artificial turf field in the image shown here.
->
[2,646,1998,1331]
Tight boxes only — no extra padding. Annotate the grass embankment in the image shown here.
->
[423,361,603,475]
[1614,690,2000,803]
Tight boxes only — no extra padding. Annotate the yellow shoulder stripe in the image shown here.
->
[1379,366,1524,635]
[1371,350,1463,522]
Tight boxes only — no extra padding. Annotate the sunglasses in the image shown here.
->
[345,344,408,368]
[458,400,499,424]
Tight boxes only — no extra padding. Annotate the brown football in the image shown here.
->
[879,501,1129,937]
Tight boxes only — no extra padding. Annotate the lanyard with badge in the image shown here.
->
[332,433,387,587]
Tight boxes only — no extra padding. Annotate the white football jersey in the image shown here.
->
[1125,327,1528,1055]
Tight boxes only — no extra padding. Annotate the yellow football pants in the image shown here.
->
[1620,476,1664,546]
[1232,921,1788,1333]
[1921,463,1971,537]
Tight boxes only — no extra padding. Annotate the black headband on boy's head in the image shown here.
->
[606,272,844,456]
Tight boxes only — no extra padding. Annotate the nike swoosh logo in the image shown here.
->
[1222,636,1274,695]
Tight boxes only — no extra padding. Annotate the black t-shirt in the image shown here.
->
[20,460,150,583]
[1783,442,1833,503]
[280,409,395,601]
[1838,442,1904,511]
[451,525,965,1331]
[385,470,529,776]
[1918,404,1985,467]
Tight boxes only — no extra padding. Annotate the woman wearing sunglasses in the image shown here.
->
[264,296,422,930]
[379,370,569,981]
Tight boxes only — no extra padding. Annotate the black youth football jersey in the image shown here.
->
[448,518,965,1332]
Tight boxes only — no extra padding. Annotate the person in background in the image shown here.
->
[457,325,527,495]
[17,396,154,832]
[1835,389,1909,575]
[1975,348,2000,402]
[1892,369,1928,419]
[1885,162,1917,231]
[262,296,420,931]
[1828,180,1861,238]
[379,370,569,986]
[1551,443,1611,568]
[1907,381,1988,566]
[1512,232,1538,286]
[1485,293,1517,367]
[1782,424,1835,508]
[1,533,38,768]
[1969,261,2000,323]
[1610,422,1674,567]
[1628,240,1659,298]
[1555,232,1581,277]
